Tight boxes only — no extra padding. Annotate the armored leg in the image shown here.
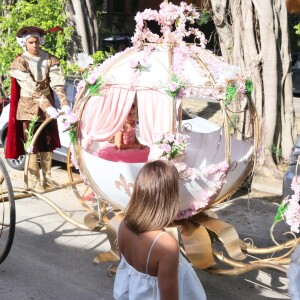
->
[40,152,59,189]
[28,153,45,193]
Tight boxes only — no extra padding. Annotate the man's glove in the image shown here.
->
[61,105,72,115]
[46,106,59,119]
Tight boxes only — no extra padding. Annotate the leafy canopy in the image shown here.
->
[295,23,300,35]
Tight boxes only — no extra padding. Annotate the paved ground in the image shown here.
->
[1,97,299,299]
[0,145,293,300]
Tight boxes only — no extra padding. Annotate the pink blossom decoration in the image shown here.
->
[27,145,34,153]
[169,81,179,92]
[164,133,175,143]
[153,133,164,143]
[76,80,86,92]
[154,132,188,160]
[173,162,199,181]
[61,113,78,131]
[130,60,139,69]
[131,2,206,48]
[70,144,79,169]
[87,75,97,85]
[148,145,165,161]
[162,144,172,153]
[291,176,300,194]
[175,160,229,220]
[274,174,300,233]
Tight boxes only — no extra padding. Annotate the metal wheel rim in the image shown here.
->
[0,157,16,264]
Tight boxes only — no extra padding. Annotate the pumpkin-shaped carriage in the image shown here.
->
[0,1,298,275]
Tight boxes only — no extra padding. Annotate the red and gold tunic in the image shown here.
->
[5,50,69,159]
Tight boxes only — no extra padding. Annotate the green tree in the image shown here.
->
[0,0,73,97]
[295,22,300,36]
[290,15,300,53]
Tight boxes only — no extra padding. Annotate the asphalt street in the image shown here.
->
[0,146,292,300]
[1,95,298,300]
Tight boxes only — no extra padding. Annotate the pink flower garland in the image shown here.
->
[76,47,133,94]
[176,160,229,220]
[283,176,300,233]
[132,2,207,48]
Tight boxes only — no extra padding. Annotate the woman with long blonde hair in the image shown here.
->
[114,160,206,300]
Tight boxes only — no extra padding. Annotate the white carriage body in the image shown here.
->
[75,43,254,219]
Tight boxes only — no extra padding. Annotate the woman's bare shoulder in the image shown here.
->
[155,233,179,272]
[157,232,179,254]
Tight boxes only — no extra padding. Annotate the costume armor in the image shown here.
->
[6,27,70,193]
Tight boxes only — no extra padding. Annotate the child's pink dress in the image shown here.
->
[96,127,149,163]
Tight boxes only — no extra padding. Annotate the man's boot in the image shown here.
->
[28,154,45,193]
[40,152,59,189]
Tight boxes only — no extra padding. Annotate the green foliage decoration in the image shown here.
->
[23,116,39,153]
[0,0,73,94]
[82,71,103,96]
[61,113,78,145]
[197,10,212,26]
[225,84,238,106]
[274,201,288,223]
[66,123,77,146]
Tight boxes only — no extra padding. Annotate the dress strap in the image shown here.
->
[146,231,167,275]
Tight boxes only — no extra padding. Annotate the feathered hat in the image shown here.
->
[16,26,63,50]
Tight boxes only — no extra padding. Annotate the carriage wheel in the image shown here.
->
[0,157,15,264]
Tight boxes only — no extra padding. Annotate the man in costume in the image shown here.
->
[5,26,71,193]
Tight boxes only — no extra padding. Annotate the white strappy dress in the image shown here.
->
[113,232,207,300]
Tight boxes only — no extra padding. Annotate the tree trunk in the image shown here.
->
[66,0,100,56]
[208,0,296,176]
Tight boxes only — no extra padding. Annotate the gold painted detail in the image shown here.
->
[94,212,299,276]
[93,213,123,268]
[114,174,134,197]
[189,214,246,260]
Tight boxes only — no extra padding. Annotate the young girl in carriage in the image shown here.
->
[113,103,146,151]
[113,160,207,300]
[96,103,150,163]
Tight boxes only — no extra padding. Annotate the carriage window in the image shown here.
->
[93,102,150,163]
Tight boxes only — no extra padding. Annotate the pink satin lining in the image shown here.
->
[80,85,172,151]
[80,85,135,151]
[95,145,150,163]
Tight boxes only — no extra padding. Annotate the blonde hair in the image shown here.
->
[124,160,179,234]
